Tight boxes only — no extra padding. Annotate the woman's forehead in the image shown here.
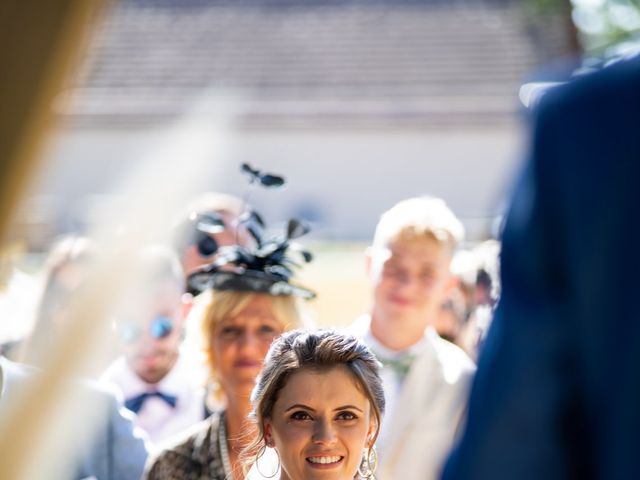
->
[221,303,279,324]
[276,365,370,406]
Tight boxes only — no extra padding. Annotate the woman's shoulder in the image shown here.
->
[144,410,226,480]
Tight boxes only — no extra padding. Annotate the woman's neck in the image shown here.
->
[224,394,256,480]
[225,395,252,437]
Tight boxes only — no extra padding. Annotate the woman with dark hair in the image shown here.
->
[144,219,315,480]
[245,329,385,480]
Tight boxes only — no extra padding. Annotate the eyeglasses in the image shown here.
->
[118,316,175,344]
[190,211,225,257]
[196,232,219,257]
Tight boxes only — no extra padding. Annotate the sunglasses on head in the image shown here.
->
[195,231,219,257]
[118,316,175,344]
[189,211,226,257]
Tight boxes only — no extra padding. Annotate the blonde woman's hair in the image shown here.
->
[189,290,308,386]
[372,196,464,254]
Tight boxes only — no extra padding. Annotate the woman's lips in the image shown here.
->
[234,359,262,368]
[306,455,344,468]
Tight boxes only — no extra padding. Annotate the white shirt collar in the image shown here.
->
[356,313,430,359]
[104,352,197,399]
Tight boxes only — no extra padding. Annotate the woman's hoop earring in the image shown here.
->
[357,446,378,479]
[255,443,280,479]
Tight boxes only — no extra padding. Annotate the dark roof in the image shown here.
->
[67,0,572,127]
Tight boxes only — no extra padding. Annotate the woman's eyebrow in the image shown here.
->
[217,319,237,325]
[334,405,364,413]
[284,404,315,413]
[283,404,365,413]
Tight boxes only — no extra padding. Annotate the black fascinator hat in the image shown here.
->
[187,164,315,300]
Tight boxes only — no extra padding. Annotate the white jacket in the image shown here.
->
[349,317,476,480]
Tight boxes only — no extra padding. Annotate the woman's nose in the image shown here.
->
[238,330,260,350]
[312,418,337,445]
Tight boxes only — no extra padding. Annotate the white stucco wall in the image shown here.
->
[26,122,526,243]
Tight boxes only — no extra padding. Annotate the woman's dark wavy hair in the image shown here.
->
[243,329,385,467]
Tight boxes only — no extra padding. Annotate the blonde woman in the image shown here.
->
[144,220,314,480]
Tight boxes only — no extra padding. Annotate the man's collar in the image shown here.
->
[365,326,429,359]
[357,314,430,358]
[121,352,195,398]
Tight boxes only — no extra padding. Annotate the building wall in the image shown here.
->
[25,122,526,245]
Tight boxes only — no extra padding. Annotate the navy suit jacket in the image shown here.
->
[442,57,640,480]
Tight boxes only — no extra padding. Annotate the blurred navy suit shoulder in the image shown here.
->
[441,57,640,480]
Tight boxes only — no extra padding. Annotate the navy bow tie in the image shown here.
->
[125,391,178,414]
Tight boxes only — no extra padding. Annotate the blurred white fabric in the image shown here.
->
[0,269,41,346]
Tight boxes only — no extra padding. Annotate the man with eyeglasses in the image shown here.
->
[172,192,255,286]
[101,246,206,444]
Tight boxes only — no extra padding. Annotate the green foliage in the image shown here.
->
[524,0,640,57]
[570,0,640,55]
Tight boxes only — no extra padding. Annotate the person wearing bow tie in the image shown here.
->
[349,196,476,480]
[101,246,206,445]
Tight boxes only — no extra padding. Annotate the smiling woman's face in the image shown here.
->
[264,366,375,480]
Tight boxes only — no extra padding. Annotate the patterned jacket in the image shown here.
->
[144,410,227,480]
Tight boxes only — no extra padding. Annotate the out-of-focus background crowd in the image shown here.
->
[7,0,639,342]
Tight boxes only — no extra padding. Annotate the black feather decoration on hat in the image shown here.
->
[187,217,315,299]
[187,163,315,298]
